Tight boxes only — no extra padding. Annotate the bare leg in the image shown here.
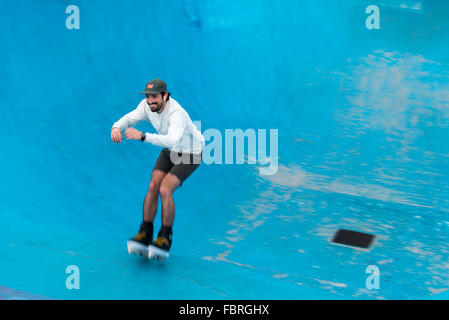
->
[159,173,181,226]
[143,170,167,222]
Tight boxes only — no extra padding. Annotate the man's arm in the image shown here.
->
[143,111,186,148]
[112,101,146,131]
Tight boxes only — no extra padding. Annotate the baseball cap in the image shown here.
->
[140,79,167,95]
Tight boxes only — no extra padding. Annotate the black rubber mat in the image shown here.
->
[331,229,375,249]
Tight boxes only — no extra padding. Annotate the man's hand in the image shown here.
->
[111,127,123,143]
[125,128,143,141]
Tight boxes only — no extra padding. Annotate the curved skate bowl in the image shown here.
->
[1,0,449,299]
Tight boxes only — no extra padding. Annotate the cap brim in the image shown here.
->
[141,89,162,95]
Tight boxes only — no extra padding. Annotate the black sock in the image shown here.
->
[140,221,154,233]
[159,225,172,237]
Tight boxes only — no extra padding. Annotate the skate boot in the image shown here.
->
[130,221,154,246]
[151,226,173,253]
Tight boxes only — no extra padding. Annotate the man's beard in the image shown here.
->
[149,101,163,113]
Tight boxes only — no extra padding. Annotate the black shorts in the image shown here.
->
[153,148,202,186]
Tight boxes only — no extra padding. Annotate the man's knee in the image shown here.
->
[159,184,172,200]
[159,175,180,199]
[148,170,166,195]
[148,180,160,195]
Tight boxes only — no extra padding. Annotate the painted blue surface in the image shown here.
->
[1,0,449,299]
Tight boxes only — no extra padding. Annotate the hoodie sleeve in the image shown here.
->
[112,100,146,131]
[143,109,186,148]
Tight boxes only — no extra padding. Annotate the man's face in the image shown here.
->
[146,93,165,113]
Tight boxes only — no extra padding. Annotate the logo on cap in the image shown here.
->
[148,84,153,88]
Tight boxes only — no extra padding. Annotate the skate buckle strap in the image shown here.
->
[134,231,147,241]
[154,237,170,247]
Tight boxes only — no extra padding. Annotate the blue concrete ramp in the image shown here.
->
[1,0,449,299]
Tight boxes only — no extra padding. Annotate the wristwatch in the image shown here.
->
[141,132,146,142]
